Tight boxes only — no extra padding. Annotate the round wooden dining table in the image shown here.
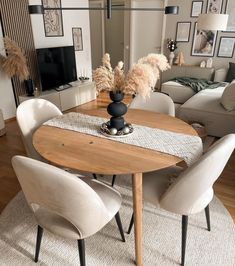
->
[33,108,197,266]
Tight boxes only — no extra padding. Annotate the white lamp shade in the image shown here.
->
[197,14,228,31]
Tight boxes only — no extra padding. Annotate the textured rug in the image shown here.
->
[0,175,235,266]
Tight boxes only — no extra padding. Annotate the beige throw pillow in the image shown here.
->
[221,80,235,111]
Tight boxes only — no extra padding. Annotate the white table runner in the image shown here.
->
[44,112,203,166]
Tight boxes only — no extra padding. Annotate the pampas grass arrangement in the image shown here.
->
[93,53,170,98]
[0,37,29,81]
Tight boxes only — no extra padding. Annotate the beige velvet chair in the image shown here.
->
[16,98,62,160]
[129,91,175,117]
[127,134,235,266]
[12,156,125,266]
[110,91,175,186]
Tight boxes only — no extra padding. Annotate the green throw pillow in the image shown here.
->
[225,62,235,82]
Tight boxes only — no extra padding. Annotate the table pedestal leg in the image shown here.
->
[132,173,143,266]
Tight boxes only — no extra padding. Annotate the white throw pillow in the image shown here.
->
[221,81,235,111]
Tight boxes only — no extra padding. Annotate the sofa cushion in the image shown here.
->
[178,87,235,137]
[225,62,235,82]
[161,81,195,104]
[221,81,235,111]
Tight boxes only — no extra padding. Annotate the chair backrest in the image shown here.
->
[12,155,110,238]
[129,91,175,116]
[16,99,62,160]
[160,134,235,214]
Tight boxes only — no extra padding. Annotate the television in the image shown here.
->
[36,46,77,91]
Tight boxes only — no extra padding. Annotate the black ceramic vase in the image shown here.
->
[107,91,127,131]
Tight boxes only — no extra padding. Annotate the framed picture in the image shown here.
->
[217,37,235,57]
[42,0,63,37]
[191,1,203,17]
[225,0,235,32]
[191,23,217,57]
[207,0,223,13]
[176,22,191,42]
[72,28,83,51]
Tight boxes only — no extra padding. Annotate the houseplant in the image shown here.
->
[93,53,170,135]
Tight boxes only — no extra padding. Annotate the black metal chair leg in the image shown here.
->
[111,175,116,187]
[92,174,97,179]
[205,205,211,231]
[35,225,43,263]
[181,215,188,266]
[77,239,86,266]
[127,213,134,234]
[115,212,126,242]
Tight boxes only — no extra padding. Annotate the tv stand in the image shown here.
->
[19,81,96,111]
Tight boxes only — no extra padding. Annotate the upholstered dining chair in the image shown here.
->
[110,91,175,186]
[12,156,125,266]
[16,98,62,160]
[129,91,175,117]
[127,134,235,266]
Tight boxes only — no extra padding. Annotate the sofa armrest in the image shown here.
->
[214,68,228,82]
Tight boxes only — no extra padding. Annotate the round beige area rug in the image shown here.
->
[0,175,235,266]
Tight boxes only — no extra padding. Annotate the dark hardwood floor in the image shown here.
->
[0,92,234,223]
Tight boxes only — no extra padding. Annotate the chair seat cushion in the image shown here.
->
[83,178,122,219]
[35,178,122,240]
[143,166,183,207]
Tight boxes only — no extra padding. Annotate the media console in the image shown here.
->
[19,81,96,111]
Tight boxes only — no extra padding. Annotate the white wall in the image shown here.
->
[29,0,92,79]
[0,23,16,120]
[129,0,164,66]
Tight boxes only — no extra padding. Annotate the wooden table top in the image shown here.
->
[33,108,197,175]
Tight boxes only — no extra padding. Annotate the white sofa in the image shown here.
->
[161,66,235,137]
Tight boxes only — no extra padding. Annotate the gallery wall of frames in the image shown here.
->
[165,0,235,68]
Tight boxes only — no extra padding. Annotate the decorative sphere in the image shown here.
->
[123,126,130,134]
[109,128,118,135]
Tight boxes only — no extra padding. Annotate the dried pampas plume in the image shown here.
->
[93,53,169,98]
[0,37,29,81]
[114,61,125,91]
[123,63,157,98]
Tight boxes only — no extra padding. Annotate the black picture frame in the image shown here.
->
[176,22,191,42]
[224,0,235,32]
[206,0,223,14]
[72,27,83,51]
[217,37,235,58]
[191,1,203,17]
[191,22,217,57]
[42,0,64,37]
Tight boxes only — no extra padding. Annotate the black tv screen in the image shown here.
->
[36,46,77,91]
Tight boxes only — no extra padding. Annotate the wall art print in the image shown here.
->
[42,0,64,37]
[207,0,223,14]
[72,28,83,51]
[191,1,203,17]
[217,37,235,58]
[191,23,217,57]
[225,0,235,32]
[176,22,191,42]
